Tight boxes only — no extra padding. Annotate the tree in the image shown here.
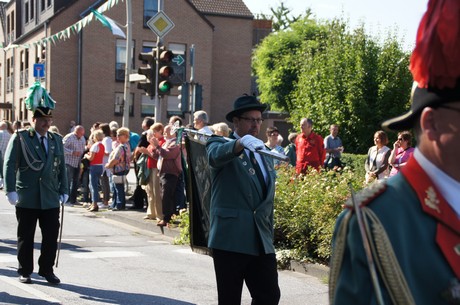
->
[253,16,413,153]
[257,2,311,32]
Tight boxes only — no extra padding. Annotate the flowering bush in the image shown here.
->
[273,153,366,264]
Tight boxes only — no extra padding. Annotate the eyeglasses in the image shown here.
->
[238,117,263,124]
[270,133,279,136]
[437,104,460,114]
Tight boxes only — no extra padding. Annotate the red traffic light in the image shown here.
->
[159,66,173,78]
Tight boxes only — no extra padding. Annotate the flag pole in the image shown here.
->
[122,0,132,128]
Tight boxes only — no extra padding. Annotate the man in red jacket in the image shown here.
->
[295,118,325,174]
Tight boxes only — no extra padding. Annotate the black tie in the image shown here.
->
[40,136,47,156]
[249,151,266,196]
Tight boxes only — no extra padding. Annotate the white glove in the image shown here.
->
[240,135,265,152]
[59,194,69,204]
[6,192,18,206]
[0,178,4,189]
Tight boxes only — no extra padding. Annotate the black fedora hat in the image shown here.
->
[33,106,53,118]
[226,95,267,122]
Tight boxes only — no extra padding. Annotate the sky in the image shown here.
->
[243,0,429,51]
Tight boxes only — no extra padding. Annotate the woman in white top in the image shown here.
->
[365,130,391,184]
[100,124,113,207]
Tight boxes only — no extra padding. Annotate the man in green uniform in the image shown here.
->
[206,95,280,305]
[4,107,68,284]
[329,0,460,304]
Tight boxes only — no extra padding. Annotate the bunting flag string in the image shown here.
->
[1,0,124,51]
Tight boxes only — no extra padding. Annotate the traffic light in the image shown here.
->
[157,48,175,96]
[137,50,156,97]
[178,82,189,112]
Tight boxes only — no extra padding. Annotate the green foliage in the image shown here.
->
[340,153,367,180]
[252,16,327,111]
[173,211,190,245]
[273,164,363,264]
[253,16,413,154]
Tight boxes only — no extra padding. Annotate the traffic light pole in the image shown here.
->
[154,37,161,123]
[188,45,196,125]
[154,0,164,123]
[122,0,132,127]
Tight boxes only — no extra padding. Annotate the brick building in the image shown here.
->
[0,0,263,135]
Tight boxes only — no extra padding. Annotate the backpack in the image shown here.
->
[136,153,150,185]
[113,145,130,176]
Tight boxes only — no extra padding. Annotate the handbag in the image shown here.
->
[113,145,130,176]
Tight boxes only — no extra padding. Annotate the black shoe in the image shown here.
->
[38,272,60,284]
[19,275,32,284]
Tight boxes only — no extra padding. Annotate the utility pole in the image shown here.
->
[154,0,164,123]
[122,0,132,127]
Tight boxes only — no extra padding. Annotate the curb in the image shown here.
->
[290,261,330,281]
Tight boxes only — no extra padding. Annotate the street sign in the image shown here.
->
[147,11,175,38]
[33,63,45,78]
[172,55,185,66]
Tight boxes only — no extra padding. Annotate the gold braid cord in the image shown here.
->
[329,207,416,305]
[328,211,352,303]
[18,132,44,172]
[363,208,416,305]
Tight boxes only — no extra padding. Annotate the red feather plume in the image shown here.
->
[410,0,460,89]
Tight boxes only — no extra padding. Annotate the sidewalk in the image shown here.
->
[73,166,182,241]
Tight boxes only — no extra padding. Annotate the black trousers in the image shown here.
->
[159,173,178,223]
[15,207,60,276]
[212,249,280,305]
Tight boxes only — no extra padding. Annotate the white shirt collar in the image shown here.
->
[414,148,460,217]
[37,132,48,140]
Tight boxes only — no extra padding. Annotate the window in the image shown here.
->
[30,0,35,20]
[167,97,182,116]
[47,0,52,8]
[115,39,135,81]
[20,51,25,88]
[144,0,158,27]
[41,0,45,12]
[141,95,155,116]
[114,92,134,116]
[25,1,29,23]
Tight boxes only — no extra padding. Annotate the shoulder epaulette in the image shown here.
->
[344,179,388,209]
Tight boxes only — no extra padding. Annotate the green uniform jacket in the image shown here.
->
[3,129,68,209]
[330,158,458,305]
[206,135,277,256]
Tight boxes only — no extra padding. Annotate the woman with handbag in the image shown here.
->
[105,127,131,211]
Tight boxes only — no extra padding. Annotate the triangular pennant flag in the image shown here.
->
[91,9,126,38]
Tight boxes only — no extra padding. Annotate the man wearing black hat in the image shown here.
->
[206,95,280,305]
[329,0,460,304]
[3,107,68,284]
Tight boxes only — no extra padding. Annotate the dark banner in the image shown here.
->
[184,136,212,255]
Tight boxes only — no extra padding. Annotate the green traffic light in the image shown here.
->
[159,81,171,93]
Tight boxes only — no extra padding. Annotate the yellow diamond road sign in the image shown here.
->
[147,11,175,38]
